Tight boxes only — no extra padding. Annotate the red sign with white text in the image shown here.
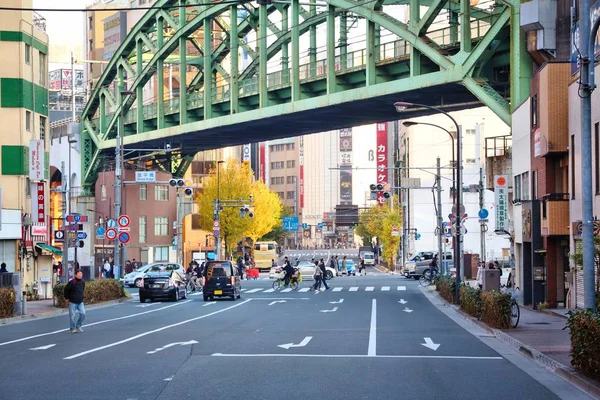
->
[35,182,45,223]
[259,143,266,182]
[299,136,304,208]
[376,123,388,206]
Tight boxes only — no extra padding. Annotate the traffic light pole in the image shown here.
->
[436,158,443,275]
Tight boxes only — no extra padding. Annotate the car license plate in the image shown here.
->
[214,290,222,295]
[153,284,161,288]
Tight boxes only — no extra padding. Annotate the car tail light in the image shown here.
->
[229,276,235,285]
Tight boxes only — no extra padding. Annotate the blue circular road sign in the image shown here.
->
[478,208,489,219]
[96,227,106,236]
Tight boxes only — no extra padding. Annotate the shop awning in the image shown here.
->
[36,243,63,256]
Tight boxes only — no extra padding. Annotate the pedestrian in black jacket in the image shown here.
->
[64,269,86,333]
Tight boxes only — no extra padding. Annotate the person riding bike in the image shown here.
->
[283,260,295,286]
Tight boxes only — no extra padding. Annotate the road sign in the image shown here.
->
[391,225,400,236]
[54,230,65,242]
[213,229,220,237]
[77,231,88,240]
[118,215,130,228]
[282,216,299,232]
[213,220,220,229]
[106,228,117,240]
[302,223,308,230]
[96,227,106,236]
[478,208,489,219]
[135,171,156,183]
[107,219,117,228]
[66,214,88,223]
[118,231,131,245]
[318,222,324,229]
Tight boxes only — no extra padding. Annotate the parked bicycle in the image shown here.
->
[419,267,439,287]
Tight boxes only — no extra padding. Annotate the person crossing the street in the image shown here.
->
[318,258,329,291]
[64,269,86,333]
[312,261,323,293]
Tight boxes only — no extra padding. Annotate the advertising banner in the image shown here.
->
[376,123,388,205]
[340,128,353,204]
[29,139,45,182]
[299,136,304,208]
[32,182,45,223]
[259,142,266,182]
[494,175,509,232]
[340,167,353,204]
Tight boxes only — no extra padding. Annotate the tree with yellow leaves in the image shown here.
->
[246,179,282,247]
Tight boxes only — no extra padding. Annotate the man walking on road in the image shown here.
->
[64,269,86,333]
[318,258,329,291]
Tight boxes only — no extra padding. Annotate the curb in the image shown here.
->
[543,309,570,320]
[0,296,133,326]
[423,286,600,400]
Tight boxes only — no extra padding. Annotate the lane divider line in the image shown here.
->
[368,299,377,357]
[211,353,504,360]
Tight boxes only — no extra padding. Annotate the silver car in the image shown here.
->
[121,262,185,287]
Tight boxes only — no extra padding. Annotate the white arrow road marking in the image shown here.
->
[398,299,408,304]
[147,340,199,354]
[277,336,312,350]
[202,302,216,307]
[29,344,55,351]
[403,307,413,313]
[421,337,440,351]
[320,307,338,313]
[268,300,287,306]
[329,299,344,304]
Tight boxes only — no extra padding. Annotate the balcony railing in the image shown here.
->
[541,193,570,236]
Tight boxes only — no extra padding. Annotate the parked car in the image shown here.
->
[338,259,356,276]
[202,261,241,301]
[270,261,335,280]
[121,263,185,287]
[403,251,453,279]
[139,269,187,303]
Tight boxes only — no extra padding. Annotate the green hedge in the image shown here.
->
[0,287,16,318]
[53,279,127,308]
[480,291,512,329]
[435,276,457,304]
[567,309,600,382]
[460,285,481,319]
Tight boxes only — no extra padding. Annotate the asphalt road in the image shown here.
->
[0,271,589,400]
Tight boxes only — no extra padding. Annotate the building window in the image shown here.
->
[139,216,147,243]
[139,184,147,200]
[514,175,521,200]
[25,44,31,64]
[154,246,168,262]
[26,178,31,197]
[88,39,93,53]
[287,176,296,184]
[271,161,284,170]
[465,129,475,135]
[154,217,168,236]
[571,134,576,199]
[522,172,530,201]
[88,16,93,30]
[286,191,295,200]
[531,95,538,129]
[532,170,538,200]
[25,111,31,131]
[270,144,284,152]
[596,123,600,195]
[277,192,284,199]
[155,185,169,201]
[39,53,46,86]
[101,184,106,201]
[287,160,295,168]
[286,143,295,150]
[39,116,46,142]
[270,177,284,185]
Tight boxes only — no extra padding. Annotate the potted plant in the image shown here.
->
[25,284,32,301]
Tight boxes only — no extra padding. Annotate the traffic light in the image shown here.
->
[170,178,193,197]
[370,182,391,200]
[239,205,254,218]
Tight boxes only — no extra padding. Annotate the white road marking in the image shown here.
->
[135,302,163,308]
[368,299,377,357]
[298,288,310,292]
[245,288,263,293]
[130,293,139,297]
[281,288,293,293]
[332,287,343,292]
[263,289,275,293]
[365,287,374,292]
[268,300,287,306]
[278,336,312,349]
[29,344,56,351]
[398,286,406,291]
[248,298,309,300]
[329,299,344,304]
[349,287,359,292]
[0,300,193,348]
[240,288,248,292]
[190,292,203,296]
[212,353,502,360]
[202,302,216,307]
[403,307,413,313]
[381,286,390,291]
[398,299,408,304]
[63,300,250,360]
[147,340,198,354]
[421,337,440,351]
[320,307,338,313]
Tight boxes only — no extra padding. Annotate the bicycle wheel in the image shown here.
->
[510,300,520,328]
[290,280,299,290]
[272,279,282,290]
[419,275,431,287]
[186,281,194,294]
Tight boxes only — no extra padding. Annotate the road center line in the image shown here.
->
[368,299,376,357]
[64,299,251,360]
[211,353,503,360]
[0,300,193,347]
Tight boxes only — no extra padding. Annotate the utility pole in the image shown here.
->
[479,168,486,264]
[436,157,443,275]
[61,161,69,283]
[176,191,184,264]
[114,87,125,271]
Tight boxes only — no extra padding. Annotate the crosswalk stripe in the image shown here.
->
[263,288,275,293]
[332,287,343,292]
[365,287,374,291]
[398,286,406,291]
[298,288,310,292]
[281,288,293,293]
[190,292,203,296]
[349,287,358,292]
[382,286,390,291]
[245,288,263,293]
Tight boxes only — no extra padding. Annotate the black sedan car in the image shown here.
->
[139,270,187,303]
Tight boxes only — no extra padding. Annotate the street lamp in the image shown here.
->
[114,88,135,275]
[214,160,225,260]
[395,101,463,304]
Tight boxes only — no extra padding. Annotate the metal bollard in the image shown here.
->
[22,291,27,315]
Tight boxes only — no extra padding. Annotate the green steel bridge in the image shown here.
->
[80,0,531,187]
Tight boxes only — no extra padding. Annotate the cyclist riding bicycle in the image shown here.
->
[283,260,295,286]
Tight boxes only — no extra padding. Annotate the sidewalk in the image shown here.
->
[426,285,600,399]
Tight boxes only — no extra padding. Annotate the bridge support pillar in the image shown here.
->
[179,1,188,124]
[259,3,268,107]
[203,1,212,119]
[409,0,421,77]
[291,0,300,101]
[460,0,472,52]
[366,19,376,85]
[156,16,165,129]
[327,5,336,94]
[229,5,239,114]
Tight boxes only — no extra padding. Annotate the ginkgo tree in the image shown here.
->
[196,159,283,257]
[356,197,402,267]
